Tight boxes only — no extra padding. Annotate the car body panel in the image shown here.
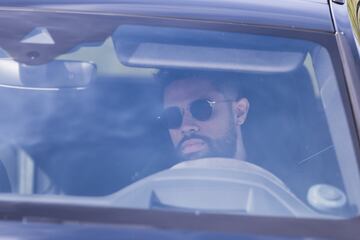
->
[0,0,334,32]
[0,199,359,239]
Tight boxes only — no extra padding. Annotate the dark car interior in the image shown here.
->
[0,65,343,207]
[244,67,343,202]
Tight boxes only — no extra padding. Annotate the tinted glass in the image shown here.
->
[0,21,358,220]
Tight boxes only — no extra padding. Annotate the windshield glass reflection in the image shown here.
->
[0,24,357,219]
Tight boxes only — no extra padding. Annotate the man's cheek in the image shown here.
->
[201,125,219,137]
[169,131,180,146]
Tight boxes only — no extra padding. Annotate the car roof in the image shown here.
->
[0,0,334,32]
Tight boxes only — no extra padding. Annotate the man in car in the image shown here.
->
[159,70,250,162]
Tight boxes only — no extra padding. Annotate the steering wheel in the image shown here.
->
[109,158,318,217]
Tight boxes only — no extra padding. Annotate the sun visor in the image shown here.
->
[112,25,309,73]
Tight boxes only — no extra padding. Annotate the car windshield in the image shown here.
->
[0,9,359,220]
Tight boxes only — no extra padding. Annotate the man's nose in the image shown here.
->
[180,111,199,135]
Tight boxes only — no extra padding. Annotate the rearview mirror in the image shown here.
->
[0,59,96,90]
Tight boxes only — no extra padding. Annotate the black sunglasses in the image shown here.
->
[159,98,231,129]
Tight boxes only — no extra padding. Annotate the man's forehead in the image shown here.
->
[163,77,220,105]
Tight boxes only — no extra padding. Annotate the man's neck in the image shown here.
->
[234,137,246,161]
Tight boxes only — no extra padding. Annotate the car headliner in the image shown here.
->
[0,0,334,32]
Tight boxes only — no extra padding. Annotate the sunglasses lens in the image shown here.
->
[161,107,182,129]
[190,99,213,121]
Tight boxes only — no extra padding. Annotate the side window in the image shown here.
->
[356,0,360,51]
[357,1,360,30]
[348,0,360,47]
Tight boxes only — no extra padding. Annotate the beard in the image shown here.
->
[175,123,237,162]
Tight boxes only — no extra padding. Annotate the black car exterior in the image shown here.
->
[0,0,358,240]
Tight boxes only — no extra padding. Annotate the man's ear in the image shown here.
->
[233,98,250,126]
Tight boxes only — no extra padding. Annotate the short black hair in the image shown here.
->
[155,69,247,100]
